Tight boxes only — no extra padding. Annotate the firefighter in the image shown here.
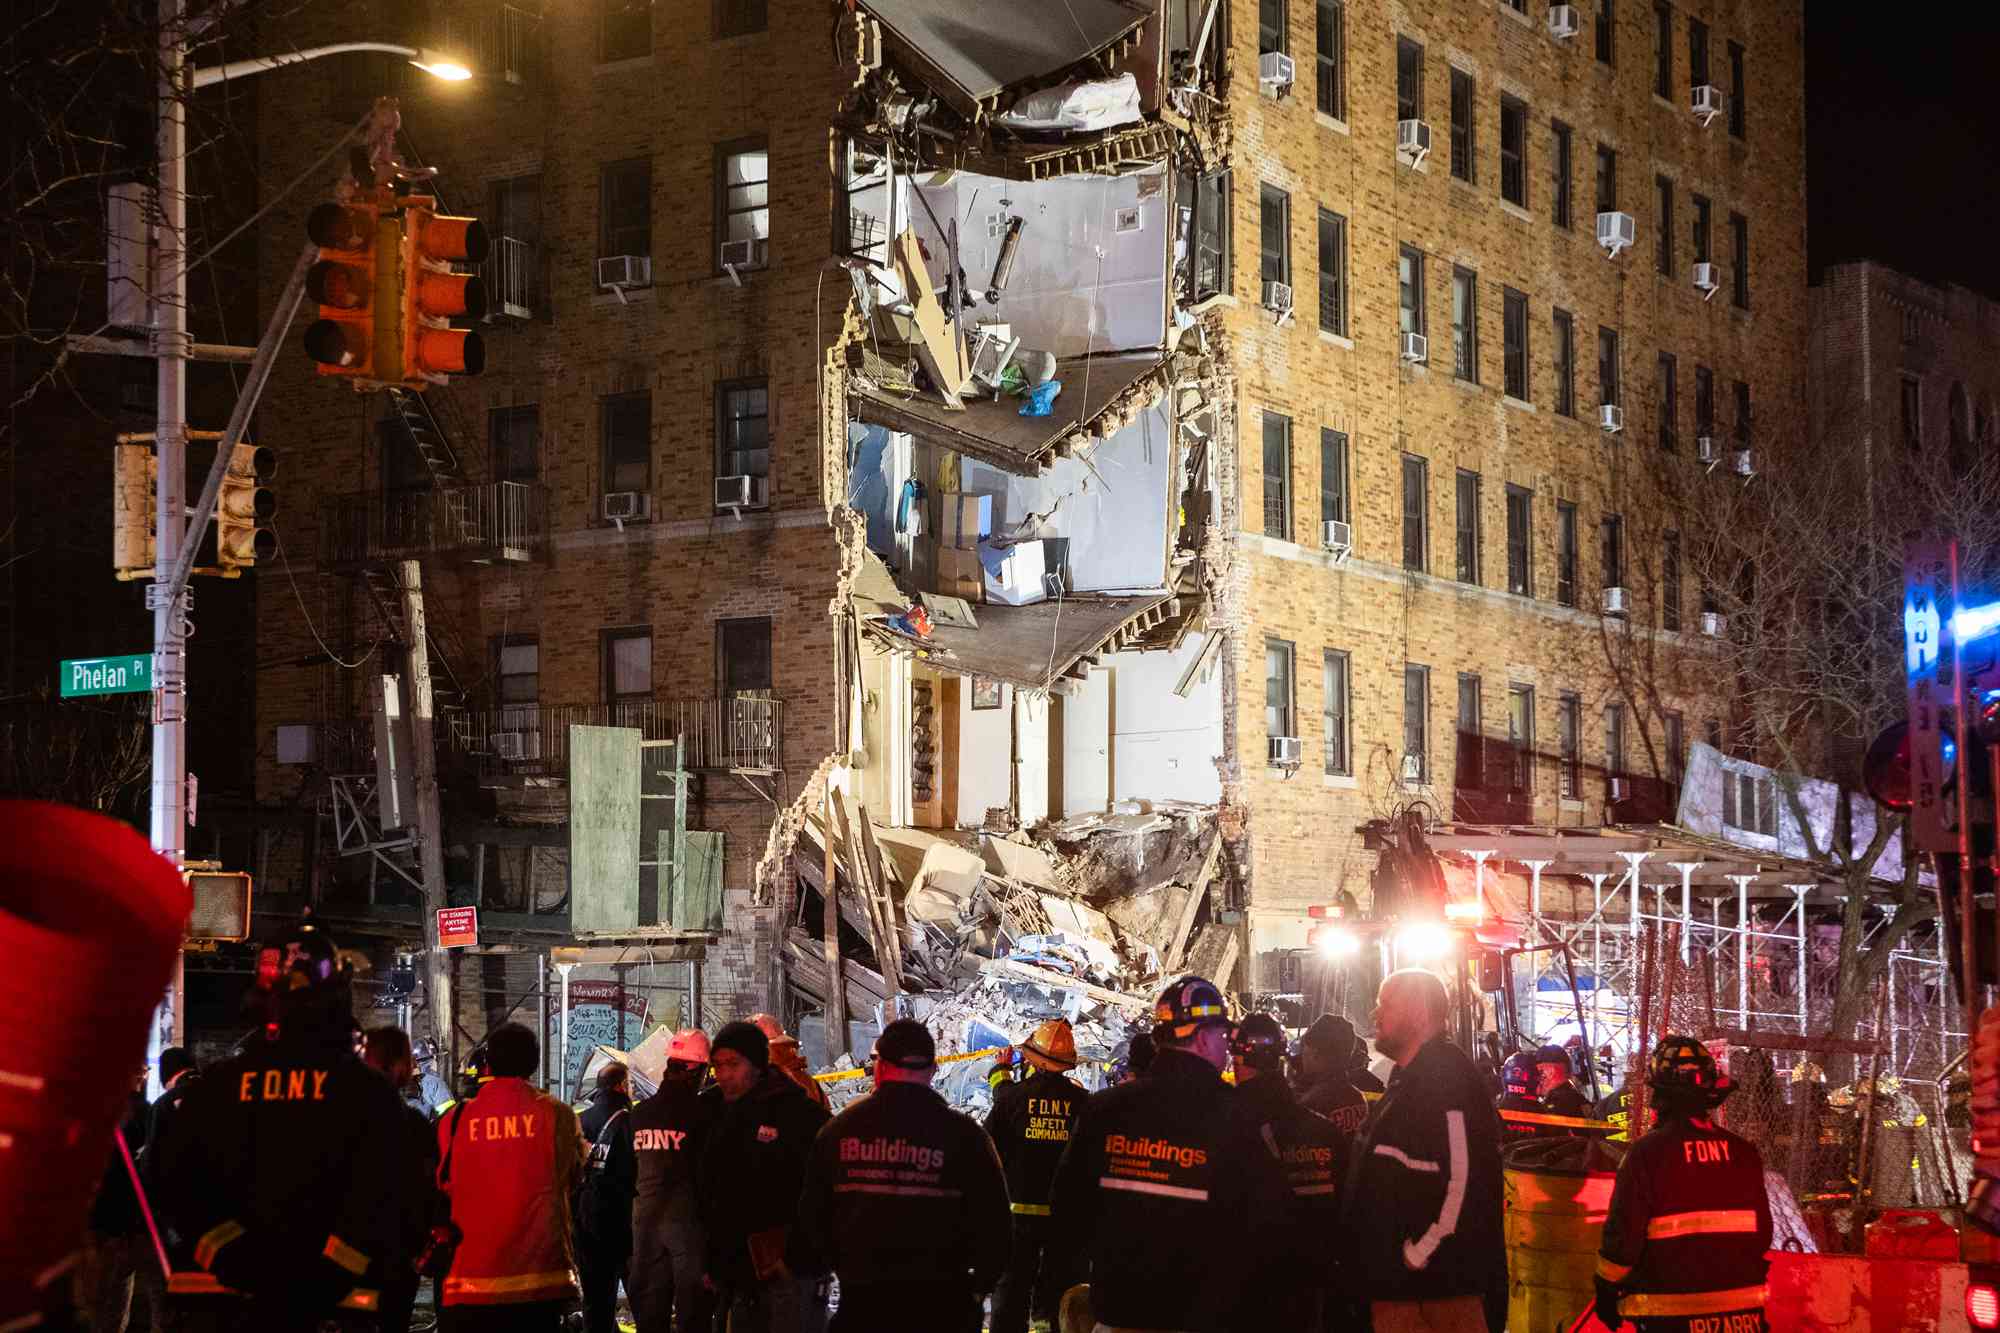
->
[1595,1037,1771,1333]
[797,1019,1011,1332]
[624,1030,719,1333]
[576,1063,635,1333]
[435,1021,587,1332]
[1050,975,1289,1333]
[154,918,412,1332]
[1230,1013,1351,1332]
[749,1012,832,1113]
[1497,1052,1547,1140]
[1340,969,1505,1333]
[985,1018,1085,1333]
[1294,1013,1371,1135]
[1536,1044,1592,1118]
[361,1027,440,1333]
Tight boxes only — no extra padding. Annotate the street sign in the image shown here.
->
[437,906,478,949]
[59,653,152,698]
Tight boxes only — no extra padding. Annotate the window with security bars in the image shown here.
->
[1397,38,1423,122]
[1318,209,1348,335]
[1402,455,1428,571]
[1557,502,1578,606]
[1503,288,1529,401]
[1457,674,1483,790]
[1316,1,1345,119]
[1508,684,1534,793]
[1559,694,1581,798]
[1263,412,1292,540]
[1450,68,1476,182]
[1324,650,1351,776]
[1500,97,1527,206]
[1452,268,1478,382]
[1553,309,1576,416]
[1505,486,1532,596]
[1404,665,1430,783]
[1455,470,1480,584]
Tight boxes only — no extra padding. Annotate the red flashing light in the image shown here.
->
[1307,904,1344,919]
[1968,1282,2000,1330]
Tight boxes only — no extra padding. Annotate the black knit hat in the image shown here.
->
[874,1018,937,1070]
[1301,1013,1357,1061]
[712,1020,771,1070]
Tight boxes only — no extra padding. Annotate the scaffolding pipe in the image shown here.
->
[1730,875,1754,1030]
[1672,863,1699,963]
[1791,886,1811,1033]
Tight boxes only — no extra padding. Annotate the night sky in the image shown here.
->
[1807,11,2000,300]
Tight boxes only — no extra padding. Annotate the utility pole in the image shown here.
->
[399,560,455,1062]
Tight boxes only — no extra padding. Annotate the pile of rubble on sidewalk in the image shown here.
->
[788,796,1234,1116]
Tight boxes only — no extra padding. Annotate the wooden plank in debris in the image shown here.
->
[855,804,906,988]
[893,229,968,407]
[822,790,847,1057]
[1164,834,1222,974]
[828,787,890,978]
[1182,922,1240,992]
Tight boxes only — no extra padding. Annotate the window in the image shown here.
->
[489,404,539,482]
[1500,96,1527,206]
[1655,175,1674,275]
[599,0,651,62]
[487,174,544,314]
[716,379,769,494]
[1596,0,1615,65]
[1186,170,1232,303]
[1705,718,1722,752]
[1595,143,1617,213]
[1902,376,1924,451]
[1663,530,1682,631]
[1695,365,1715,438]
[1551,120,1574,229]
[1397,37,1424,123]
[1559,693,1582,798]
[1450,68,1476,182]
[602,390,651,494]
[1323,650,1351,776]
[1665,713,1685,789]
[1317,209,1348,335]
[1728,40,1746,137]
[1260,0,1286,54]
[715,0,766,39]
[1262,411,1292,540]
[1320,429,1349,525]
[718,617,773,694]
[495,637,539,706]
[1316,1,1345,118]
[1399,245,1426,337]
[1598,326,1621,408]
[1730,211,1749,308]
[1402,455,1429,571]
[599,157,652,268]
[1903,309,1923,345]
[1657,351,1677,450]
[717,139,770,264]
[1692,194,1712,263]
[1601,513,1625,589]
[603,627,653,707]
[1653,2,1672,98]
[1503,287,1529,400]
[1266,639,1297,740]
[1505,485,1532,596]
[1734,379,1752,444]
[1404,665,1430,783]
[1553,308,1576,416]
[1451,267,1479,382]
[1455,470,1481,584]
[1604,704,1627,785]
[1457,674,1484,789]
[1557,502,1578,606]
[1689,17,1710,86]
[1259,185,1292,291]
[1508,685,1535,793]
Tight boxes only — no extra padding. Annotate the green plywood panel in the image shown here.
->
[568,725,641,933]
[674,831,725,933]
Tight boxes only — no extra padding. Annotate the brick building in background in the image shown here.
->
[244,0,1805,1056]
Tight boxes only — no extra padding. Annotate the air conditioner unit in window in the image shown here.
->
[1548,4,1580,38]
[1608,776,1629,801]
[1700,610,1727,637]
[719,238,768,276]
[602,491,653,522]
[714,474,769,511]
[1691,84,1725,126]
[1732,448,1756,478]
[1262,280,1295,318]
[1397,119,1432,167]
[1692,261,1721,299]
[1401,752,1424,783]
[1600,403,1625,434]
[1269,735,1303,767]
[1322,519,1353,560]
[1258,51,1296,92]
[1602,585,1629,616]
[1596,211,1637,258]
[1401,331,1429,364]
[597,254,651,291]
[1696,434,1719,463]
[492,731,540,761]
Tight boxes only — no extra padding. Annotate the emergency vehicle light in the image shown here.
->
[1396,921,1454,962]
[1312,924,1360,959]
[1443,899,1484,925]
[1967,1281,2000,1331]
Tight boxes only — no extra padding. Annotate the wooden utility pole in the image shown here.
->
[823,787,847,1058]
[399,560,454,1064]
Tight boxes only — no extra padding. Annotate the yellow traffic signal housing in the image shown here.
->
[399,199,488,382]
[113,441,156,580]
[303,201,385,379]
[215,443,277,570]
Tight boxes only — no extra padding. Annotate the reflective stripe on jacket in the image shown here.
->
[437,1077,585,1306]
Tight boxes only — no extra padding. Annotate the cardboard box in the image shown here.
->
[982,539,1048,606]
[943,492,993,550]
[937,546,985,602]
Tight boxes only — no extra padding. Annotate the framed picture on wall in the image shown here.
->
[971,677,1002,710]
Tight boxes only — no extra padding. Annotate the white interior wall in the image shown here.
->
[913,169,1169,359]
[955,681,1014,827]
[1106,635,1223,805]
[1015,692,1051,825]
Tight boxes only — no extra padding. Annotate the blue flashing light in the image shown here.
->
[1950,599,2000,646]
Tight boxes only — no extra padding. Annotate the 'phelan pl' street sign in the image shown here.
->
[59,654,152,698]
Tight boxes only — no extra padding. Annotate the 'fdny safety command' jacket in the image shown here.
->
[983,1068,1083,1214]
[1597,1114,1772,1319]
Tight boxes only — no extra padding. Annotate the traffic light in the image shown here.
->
[112,440,156,580]
[215,443,276,571]
[399,199,488,382]
[304,200,385,379]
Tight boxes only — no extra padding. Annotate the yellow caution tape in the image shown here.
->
[811,1045,1011,1083]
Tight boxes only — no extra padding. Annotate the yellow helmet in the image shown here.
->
[1020,1018,1079,1072]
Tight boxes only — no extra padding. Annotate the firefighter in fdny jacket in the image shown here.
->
[155,918,413,1330]
[1050,975,1290,1333]
[1497,1052,1549,1141]
[1595,1037,1772,1332]
[797,1019,1011,1332]
[622,1029,719,1333]
[984,1018,1085,1333]
[1230,1013,1352,1332]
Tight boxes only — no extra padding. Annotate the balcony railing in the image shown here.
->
[321,482,546,570]
[484,236,539,320]
[456,697,785,777]
[442,4,543,90]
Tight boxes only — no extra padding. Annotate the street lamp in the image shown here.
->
[145,0,471,1066]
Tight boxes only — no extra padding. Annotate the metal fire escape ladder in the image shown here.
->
[356,563,474,752]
